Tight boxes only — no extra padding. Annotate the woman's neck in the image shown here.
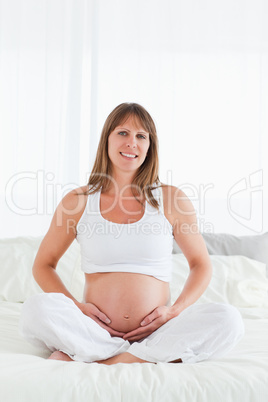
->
[105,171,138,198]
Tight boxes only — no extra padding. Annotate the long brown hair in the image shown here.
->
[83,102,163,209]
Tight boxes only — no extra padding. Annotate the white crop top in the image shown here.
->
[76,185,174,282]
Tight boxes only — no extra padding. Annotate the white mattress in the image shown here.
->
[1,301,268,402]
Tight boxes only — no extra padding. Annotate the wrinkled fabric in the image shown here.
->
[19,293,244,363]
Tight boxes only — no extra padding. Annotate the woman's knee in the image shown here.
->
[20,292,70,331]
[183,302,245,340]
[216,303,245,339]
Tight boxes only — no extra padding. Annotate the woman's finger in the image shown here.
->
[96,311,111,324]
[126,331,153,342]
[88,304,111,324]
[123,323,157,340]
[94,319,126,337]
[140,308,161,326]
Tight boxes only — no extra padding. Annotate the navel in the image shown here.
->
[123,314,130,320]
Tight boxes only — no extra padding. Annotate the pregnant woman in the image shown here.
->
[19,103,244,364]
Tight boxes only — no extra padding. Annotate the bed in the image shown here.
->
[0,233,268,402]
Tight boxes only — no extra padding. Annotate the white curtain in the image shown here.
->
[1,0,267,238]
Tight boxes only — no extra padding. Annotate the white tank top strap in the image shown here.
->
[158,185,164,215]
[87,186,100,214]
[150,184,164,215]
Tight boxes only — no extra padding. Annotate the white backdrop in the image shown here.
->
[0,0,267,238]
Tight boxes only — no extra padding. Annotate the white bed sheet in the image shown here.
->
[0,301,267,402]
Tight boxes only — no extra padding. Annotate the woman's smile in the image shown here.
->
[120,152,138,160]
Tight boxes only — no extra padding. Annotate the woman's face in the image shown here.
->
[108,115,150,176]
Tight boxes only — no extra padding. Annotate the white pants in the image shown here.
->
[19,293,244,364]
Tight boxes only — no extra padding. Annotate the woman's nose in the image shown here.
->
[126,136,137,148]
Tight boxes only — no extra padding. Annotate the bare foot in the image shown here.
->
[48,351,73,362]
[96,352,151,365]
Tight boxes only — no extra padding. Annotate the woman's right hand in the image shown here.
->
[79,302,126,338]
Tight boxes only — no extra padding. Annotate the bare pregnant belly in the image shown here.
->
[84,272,170,332]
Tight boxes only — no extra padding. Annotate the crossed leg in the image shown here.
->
[21,294,244,365]
[96,353,182,364]
[48,350,182,364]
[48,350,148,364]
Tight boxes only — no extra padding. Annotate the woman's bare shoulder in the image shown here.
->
[63,185,88,203]
[69,184,89,196]
[160,183,185,201]
[35,186,90,268]
[58,185,89,222]
[160,183,195,222]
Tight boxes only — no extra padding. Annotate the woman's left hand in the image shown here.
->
[122,305,179,342]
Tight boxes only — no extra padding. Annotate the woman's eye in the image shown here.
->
[118,131,146,139]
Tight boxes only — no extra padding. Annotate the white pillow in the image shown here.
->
[170,254,268,308]
[173,232,268,277]
[0,236,80,302]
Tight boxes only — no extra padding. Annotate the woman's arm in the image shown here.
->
[168,186,212,316]
[32,189,85,308]
[32,187,126,337]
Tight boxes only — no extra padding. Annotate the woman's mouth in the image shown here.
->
[120,152,138,159]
